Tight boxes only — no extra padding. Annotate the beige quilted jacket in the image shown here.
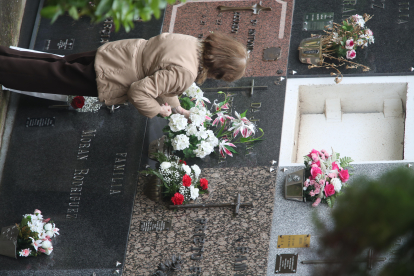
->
[94,33,199,118]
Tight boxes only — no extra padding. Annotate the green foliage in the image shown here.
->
[340,156,354,169]
[42,0,184,32]
[180,97,195,110]
[313,167,414,276]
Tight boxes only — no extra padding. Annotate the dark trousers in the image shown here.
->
[0,46,98,97]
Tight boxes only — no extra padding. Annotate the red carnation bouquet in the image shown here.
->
[141,153,208,205]
[303,149,353,208]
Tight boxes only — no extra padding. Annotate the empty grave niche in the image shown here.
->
[292,83,407,162]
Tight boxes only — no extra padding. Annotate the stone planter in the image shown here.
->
[284,169,306,202]
[298,36,323,65]
[0,225,19,258]
[143,175,164,203]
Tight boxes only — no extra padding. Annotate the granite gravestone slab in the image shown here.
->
[288,0,414,77]
[0,95,147,275]
[145,76,286,168]
[161,0,294,78]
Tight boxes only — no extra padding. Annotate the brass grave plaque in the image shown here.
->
[277,234,310,248]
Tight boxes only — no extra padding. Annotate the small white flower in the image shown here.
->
[331,178,342,192]
[182,164,191,175]
[194,141,214,158]
[44,247,53,255]
[191,164,201,180]
[160,162,171,170]
[185,124,198,136]
[190,186,199,200]
[19,248,31,257]
[172,134,190,151]
[169,114,188,132]
[195,126,209,140]
[42,240,52,249]
[44,223,53,231]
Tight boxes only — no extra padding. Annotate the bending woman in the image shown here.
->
[0,32,248,118]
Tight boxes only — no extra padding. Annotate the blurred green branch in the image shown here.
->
[314,166,414,276]
[41,0,183,33]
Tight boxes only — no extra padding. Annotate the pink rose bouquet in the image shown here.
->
[303,149,353,208]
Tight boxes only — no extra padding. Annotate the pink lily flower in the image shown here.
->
[212,112,234,127]
[215,102,230,111]
[228,111,256,138]
[218,139,237,158]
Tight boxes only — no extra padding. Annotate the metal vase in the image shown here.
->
[0,225,19,258]
[143,175,164,203]
[298,37,323,65]
[284,169,306,202]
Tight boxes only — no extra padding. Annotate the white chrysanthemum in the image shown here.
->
[190,185,199,200]
[160,162,171,170]
[171,134,190,151]
[205,130,219,147]
[191,165,201,180]
[185,124,198,136]
[194,141,214,158]
[183,83,202,98]
[169,114,188,132]
[28,220,44,233]
[189,106,207,126]
[331,178,342,192]
[190,113,205,126]
[195,126,209,140]
[182,164,191,175]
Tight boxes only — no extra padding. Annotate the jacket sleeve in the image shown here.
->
[127,65,195,118]
[155,95,181,109]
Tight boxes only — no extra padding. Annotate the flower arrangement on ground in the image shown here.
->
[141,152,209,205]
[306,13,374,83]
[163,83,264,159]
[68,95,102,112]
[303,149,353,208]
[16,209,59,257]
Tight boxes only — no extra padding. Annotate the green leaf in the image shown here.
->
[224,145,237,154]
[95,0,112,16]
[330,196,336,208]
[340,156,354,168]
[40,5,59,19]
[240,109,248,118]
[326,197,332,208]
[68,6,80,20]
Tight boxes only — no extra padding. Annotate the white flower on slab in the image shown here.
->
[182,164,191,175]
[160,162,171,170]
[168,114,188,132]
[194,141,214,158]
[191,164,201,180]
[172,134,190,151]
[185,124,198,136]
[190,185,199,200]
[19,248,31,257]
[331,177,342,192]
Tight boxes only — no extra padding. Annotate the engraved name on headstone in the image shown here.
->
[44,39,75,50]
[139,220,172,231]
[25,117,55,127]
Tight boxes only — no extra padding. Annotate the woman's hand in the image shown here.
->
[175,105,190,119]
[159,103,172,117]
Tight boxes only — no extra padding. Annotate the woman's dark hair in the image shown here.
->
[197,32,248,84]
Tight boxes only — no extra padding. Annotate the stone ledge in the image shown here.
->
[0,89,10,147]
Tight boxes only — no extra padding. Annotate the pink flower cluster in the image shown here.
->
[304,149,350,207]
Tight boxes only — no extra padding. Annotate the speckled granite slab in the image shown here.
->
[267,162,414,276]
[123,166,276,275]
[162,0,294,78]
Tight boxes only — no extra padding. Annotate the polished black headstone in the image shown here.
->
[145,76,285,168]
[288,0,414,77]
[0,95,147,275]
[34,6,164,54]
